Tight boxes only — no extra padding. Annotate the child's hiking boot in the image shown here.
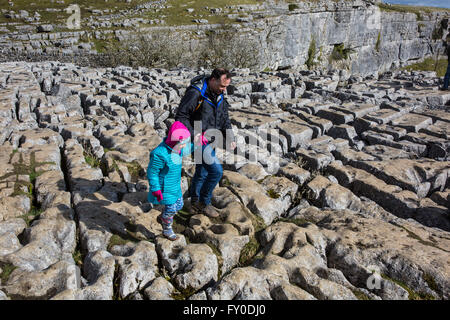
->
[162,227,179,241]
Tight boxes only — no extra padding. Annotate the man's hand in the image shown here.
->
[230,141,237,150]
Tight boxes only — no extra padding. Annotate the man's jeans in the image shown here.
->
[443,61,450,89]
[191,144,223,205]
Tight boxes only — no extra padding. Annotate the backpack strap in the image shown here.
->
[194,98,203,112]
[191,78,223,111]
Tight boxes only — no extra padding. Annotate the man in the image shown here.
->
[175,68,236,218]
[440,31,450,91]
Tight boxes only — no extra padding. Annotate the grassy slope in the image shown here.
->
[0,0,150,16]
[2,1,449,28]
[402,57,448,77]
[0,1,141,24]
[378,2,450,16]
[128,0,263,26]
[0,0,262,28]
[378,3,449,76]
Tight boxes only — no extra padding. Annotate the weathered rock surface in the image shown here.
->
[144,277,175,300]
[0,61,449,301]
[111,241,159,299]
[156,235,219,291]
[290,209,450,299]
[3,210,76,272]
[207,266,314,300]
[2,261,79,300]
[50,250,116,300]
[186,214,250,275]
[222,170,288,225]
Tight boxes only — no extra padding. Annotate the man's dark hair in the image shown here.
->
[210,68,232,80]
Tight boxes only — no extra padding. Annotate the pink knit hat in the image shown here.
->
[165,121,191,148]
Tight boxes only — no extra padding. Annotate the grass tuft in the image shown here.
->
[0,263,17,284]
[288,4,299,11]
[171,286,197,300]
[267,189,280,199]
[378,3,450,20]
[330,43,354,61]
[375,31,381,52]
[124,161,143,182]
[107,231,141,252]
[306,37,317,70]
[422,273,439,295]
[381,273,435,300]
[239,236,261,267]
[351,289,372,300]
[84,151,101,168]
[401,57,448,77]
[173,207,194,235]
[72,250,83,268]
[205,242,223,279]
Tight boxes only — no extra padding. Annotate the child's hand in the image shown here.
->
[194,133,202,146]
[152,190,163,202]
[200,132,209,145]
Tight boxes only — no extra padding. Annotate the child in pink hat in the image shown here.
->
[147,121,200,240]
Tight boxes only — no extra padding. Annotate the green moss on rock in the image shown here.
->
[381,273,435,300]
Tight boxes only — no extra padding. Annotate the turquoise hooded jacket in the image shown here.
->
[147,139,195,205]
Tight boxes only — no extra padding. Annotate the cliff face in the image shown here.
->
[248,0,448,76]
[0,0,448,76]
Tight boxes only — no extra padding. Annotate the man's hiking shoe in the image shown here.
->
[203,204,219,218]
[190,201,202,214]
[191,201,219,218]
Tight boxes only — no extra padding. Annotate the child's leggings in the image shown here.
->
[161,197,184,230]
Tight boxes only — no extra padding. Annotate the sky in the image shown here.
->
[384,0,450,9]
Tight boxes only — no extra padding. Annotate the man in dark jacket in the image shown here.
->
[175,68,236,218]
[440,32,450,91]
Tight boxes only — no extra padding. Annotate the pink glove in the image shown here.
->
[152,190,163,202]
[200,132,209,146]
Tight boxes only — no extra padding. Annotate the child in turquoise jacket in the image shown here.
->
[147,121,200,240]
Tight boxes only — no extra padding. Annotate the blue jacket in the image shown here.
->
[147,139,195,205]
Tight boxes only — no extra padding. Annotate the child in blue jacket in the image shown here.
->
[147,121,200,240]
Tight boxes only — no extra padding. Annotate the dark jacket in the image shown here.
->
[175,75,235,147]
[448,43,450,61]
[444,40,450,61]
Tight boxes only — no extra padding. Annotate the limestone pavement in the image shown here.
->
[0,61,448,300]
